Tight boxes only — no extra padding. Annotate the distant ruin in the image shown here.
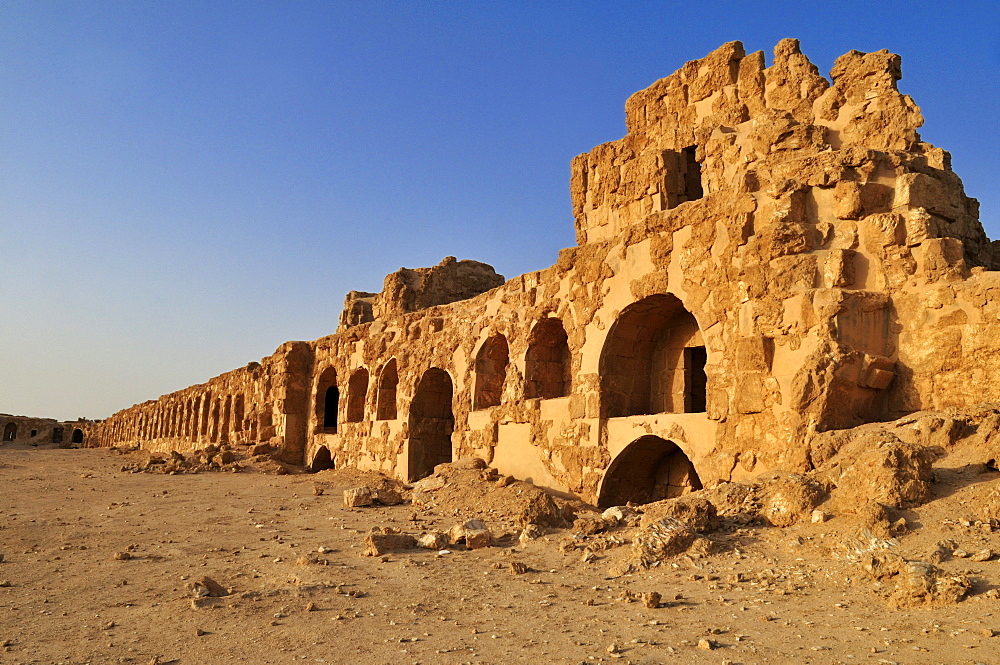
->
[1,413,97,448]
[92,40,996,505]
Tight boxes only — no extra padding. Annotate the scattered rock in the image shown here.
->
[375,488,403,506]
[190,576,229,598]
[573,516,607,535]
[519,524,544,544]
[697,638,715,650]
[643,591,661,608]
[449,519,493,549]
[602,505,640,527]
[861,547,970,608]
[971,548,994,562]
[364,532,416,556]
[632,517,703,562]
[113,551,132,561]
[416,532,449,550]
[508,561,529,574]
[640,496,719,533]
[343,487,374,508]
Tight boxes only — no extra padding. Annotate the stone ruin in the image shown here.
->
[93,39,998,507]
[1,414,97,448]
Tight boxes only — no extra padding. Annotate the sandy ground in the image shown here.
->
[1,445,999,665]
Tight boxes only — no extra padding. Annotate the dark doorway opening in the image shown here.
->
[408,368,454,481]
[310,446,335,472]
[598,435,702,508]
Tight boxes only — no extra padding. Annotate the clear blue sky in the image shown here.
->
[1,1,997,421]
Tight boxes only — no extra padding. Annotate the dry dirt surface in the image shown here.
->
[1,446,999,665]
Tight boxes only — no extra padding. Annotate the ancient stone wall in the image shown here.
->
[1,414,97,448]
[95,40,998,506]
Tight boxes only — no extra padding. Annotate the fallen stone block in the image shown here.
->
[449,519,493,549]
[416,532,449,550]
[343,486,373,507]
[364,533,416,556]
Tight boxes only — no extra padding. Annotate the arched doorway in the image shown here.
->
[525,317,571,399]
[599,294,707,417]
[310,446,334,472]
[314,367,339,432]
[598,435,702,508]
[3,423,16,441]
[376,359,398,420]
[473,334,509,409]
[408,368,454,481]
[345,368,369,423]
[71,429,84,444]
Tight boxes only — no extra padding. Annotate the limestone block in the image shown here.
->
[415,532,449,550]
[449,519,493,549]
[904,208,937,246]
[343,487,373,507]
[824,249,856,288]
[733,372,765,414]
[735,336,768,372]
[916,237,968,281]
[834,181,863,220]
[893,172,962,220]
[364,532,416,556]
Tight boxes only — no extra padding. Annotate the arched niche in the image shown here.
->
[474,334,509,410]
[598,435,702,508]
[376,359,398,420]
[599,294,707,417]
[314,367,339,432]
[346,368,369,423]
[525,317,571,399]
[408,368,454,481]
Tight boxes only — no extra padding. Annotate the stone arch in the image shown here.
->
[598,435,702,508]
[210,399,222,443]
[314,367,339,432]
[191,396,202,441]
[408,368,454,481]
[473,334,509,410]
[3,422,16,441]
[310,445,334,472]
[200,392,212,437]
[233,394,245,439]
[346,368,369,423]
[221,395,233,442]
[599,294,707,417]
[525,317,571,399]
[71,428,84,444]
[376,359,398,420]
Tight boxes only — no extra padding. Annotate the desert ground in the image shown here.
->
[1,443,999,665]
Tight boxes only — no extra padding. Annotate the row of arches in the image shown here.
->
[102,392,251,446]
[316,318,573,432]
[314,295,708,433]
[312,366,454,483]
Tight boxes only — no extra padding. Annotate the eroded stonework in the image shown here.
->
[95,40,997,505]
